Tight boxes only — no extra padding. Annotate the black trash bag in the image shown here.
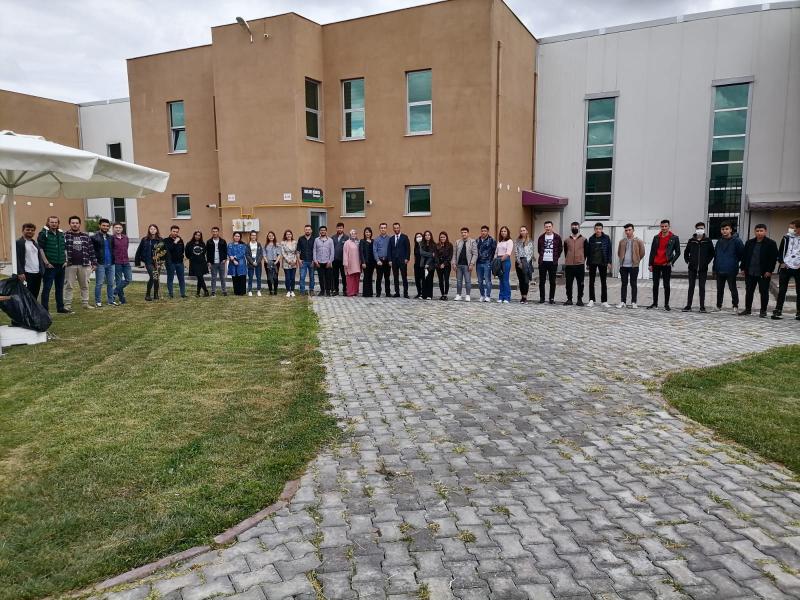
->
[0,276,52,332]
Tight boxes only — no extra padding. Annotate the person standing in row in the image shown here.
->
[418,230,436,300]
[435,232,453,301]
[648,219,680,311]
[713,221,743,314]
[16,223,45,300]
[298,225,315,296]
[314,225,335,296]
[279,230,298,297]
[616,223,645,309]
[164,225,186,299]
[38,216,67,313]
[206,227,228,297]
[772,218,800,321]
[495,226,513,304]
[64,216,96,311]
[245,230,264,297]
[476,225,496,302]
[538,221,562,305]
[514,226,534,304]
[374,223,391,298]
[739,224,778,318]
[388,223,411,298]
[343,229,361,297]
[683,222,715,312]
[331,223,348,296]
[586,222,611,308]
[91,218,115,308]
[452,227,476,301]
[228,231,248,296]
[563,222,587,306]
[135,224,162,301]
[412,232,423,299]
[264,231,280,295]
[360,227,376,298]
[112,223,132,305]
[186,230,209,297]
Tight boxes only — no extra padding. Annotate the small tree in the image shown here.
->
[85,215,103,232]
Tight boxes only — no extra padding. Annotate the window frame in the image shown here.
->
[173,194,191,219]
[405,185,431,216]
[342,78,365,141]
[582,96,617,221]
[406,70,432,136]
[305,78,322,141]
[342,188,366,218]
[167,101,187,154]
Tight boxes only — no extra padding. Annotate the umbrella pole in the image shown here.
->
[8,187,16,275]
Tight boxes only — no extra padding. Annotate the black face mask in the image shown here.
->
[571,228,579,235]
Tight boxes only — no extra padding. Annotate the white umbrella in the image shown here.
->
[0,130,169,274]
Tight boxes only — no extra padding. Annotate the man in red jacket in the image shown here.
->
[647,219,681,311]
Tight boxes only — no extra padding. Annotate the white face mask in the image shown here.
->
[415,236,423,243]
[695,229,705,237]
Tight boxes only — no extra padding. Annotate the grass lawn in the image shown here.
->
[0,284,337,600]
[663,344,800,475]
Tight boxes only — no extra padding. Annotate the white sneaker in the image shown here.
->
[95,302,102,308]
[286,291,291,297]
[248,291,253,296]
[502,299,510,304]
[464,296,471,302]
[631,303,638,309]
[732,307,738,315]
[479,296,485,302]
[587,300,595,307]
[602,302,610,308]
[454,295,461,301]
[616,302,625,309]
[257,290,262,297]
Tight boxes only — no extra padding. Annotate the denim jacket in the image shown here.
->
[476,236,496,264]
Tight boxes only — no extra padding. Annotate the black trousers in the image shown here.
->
[266,267,278,294]
[686,269,708,308]
[23,272,43,301]
[652,265,672,306]
[414,264,423,296]
[775,268,800,313]
[564,265,584,301]
[619,267,639,303]
[232,274,247,296]
[539,262,557,301]
[392,262,409,296]
[421,267,435,298]
[195,275,208,294]
[375,262,391,297]
[588,264,608,302]
[437,265,451,296]
[745,274,770,313]
[716,272,739,308]
[362,264,375,297]
[332,260,346,293]
[317,264,334,295]
[515,263,531,297]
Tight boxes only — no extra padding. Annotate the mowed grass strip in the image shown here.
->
[662,344,800,475]
[0,285,337,600]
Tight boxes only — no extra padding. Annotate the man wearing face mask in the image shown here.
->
[772,218,800,320]
[682,222,715,313]
[563,222,588,306]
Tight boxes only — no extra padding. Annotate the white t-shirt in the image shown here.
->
[543,233,554,262]
[24,240,40,273]
[249,241,258,259]
[213,238,220,263]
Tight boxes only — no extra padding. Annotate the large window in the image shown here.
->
[407,70,432,135]
[708,83,750,238]
[342,79,365,140]
[406,185,431,215]
[173,194,191,218]
[343,189,365,217]
[584,97,615,219]
[305,78,321,140]
[168,101,186,153]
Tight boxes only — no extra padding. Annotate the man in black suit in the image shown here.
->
[387,222,411,298]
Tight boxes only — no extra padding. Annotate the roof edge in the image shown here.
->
[127,43,212,62]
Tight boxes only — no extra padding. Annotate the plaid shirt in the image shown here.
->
[64,230,97,267]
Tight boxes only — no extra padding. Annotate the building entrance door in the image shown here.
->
[310,210,327,235]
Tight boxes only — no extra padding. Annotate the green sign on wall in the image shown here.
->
[302,187,323,203]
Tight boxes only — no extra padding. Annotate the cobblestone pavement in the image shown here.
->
[97,283,799,600]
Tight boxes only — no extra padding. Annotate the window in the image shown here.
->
[168,101,186,153]
[107,143,122,160]
[407,70,432,135]
[112,198,126,232]
[584,97,615,219]
[707,83,750,238]
[305,79,321,140]
[406,185,431,215]
[173,194,191,218]
[343,189,365,216]
[342,79,365,139]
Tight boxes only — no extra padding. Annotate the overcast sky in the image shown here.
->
[1,0,757,103]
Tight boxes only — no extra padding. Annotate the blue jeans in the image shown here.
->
[95,263,115,304]
[477,262,492,298]
[299,260,315,294]
[284,268,296,292]
[498,258,511,301]
[247,264,262,291]
[115,263,133,302]
[166,262,186,297]
[41,263,65,311]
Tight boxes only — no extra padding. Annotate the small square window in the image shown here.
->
[343,189,365,216]
[174,194,191,218]
[406,186,431,215]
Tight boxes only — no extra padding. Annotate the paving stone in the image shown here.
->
[262,574,316,600]
[182,577,235,600]
[104,586,151,600]
[230,565,282,592]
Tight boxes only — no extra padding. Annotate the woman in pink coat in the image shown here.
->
[342,229,362,297]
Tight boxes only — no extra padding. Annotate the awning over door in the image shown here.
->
[747,192,800,211]
[522,190,568,208]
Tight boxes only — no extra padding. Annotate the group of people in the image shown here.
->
[14,216,800,321]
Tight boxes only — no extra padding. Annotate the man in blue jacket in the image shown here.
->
[387,222,411,298]
[476,225,496,302]
[373,223,391,297]
[586,222,612,307]
[712,221,744,314]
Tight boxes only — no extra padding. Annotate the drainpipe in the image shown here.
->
[494,40,502,235]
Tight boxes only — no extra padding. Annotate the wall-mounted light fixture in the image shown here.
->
[236,17,253,43]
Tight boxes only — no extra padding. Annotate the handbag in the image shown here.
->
[491,257,504,277]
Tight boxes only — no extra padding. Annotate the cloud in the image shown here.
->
[0,0,757,103]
